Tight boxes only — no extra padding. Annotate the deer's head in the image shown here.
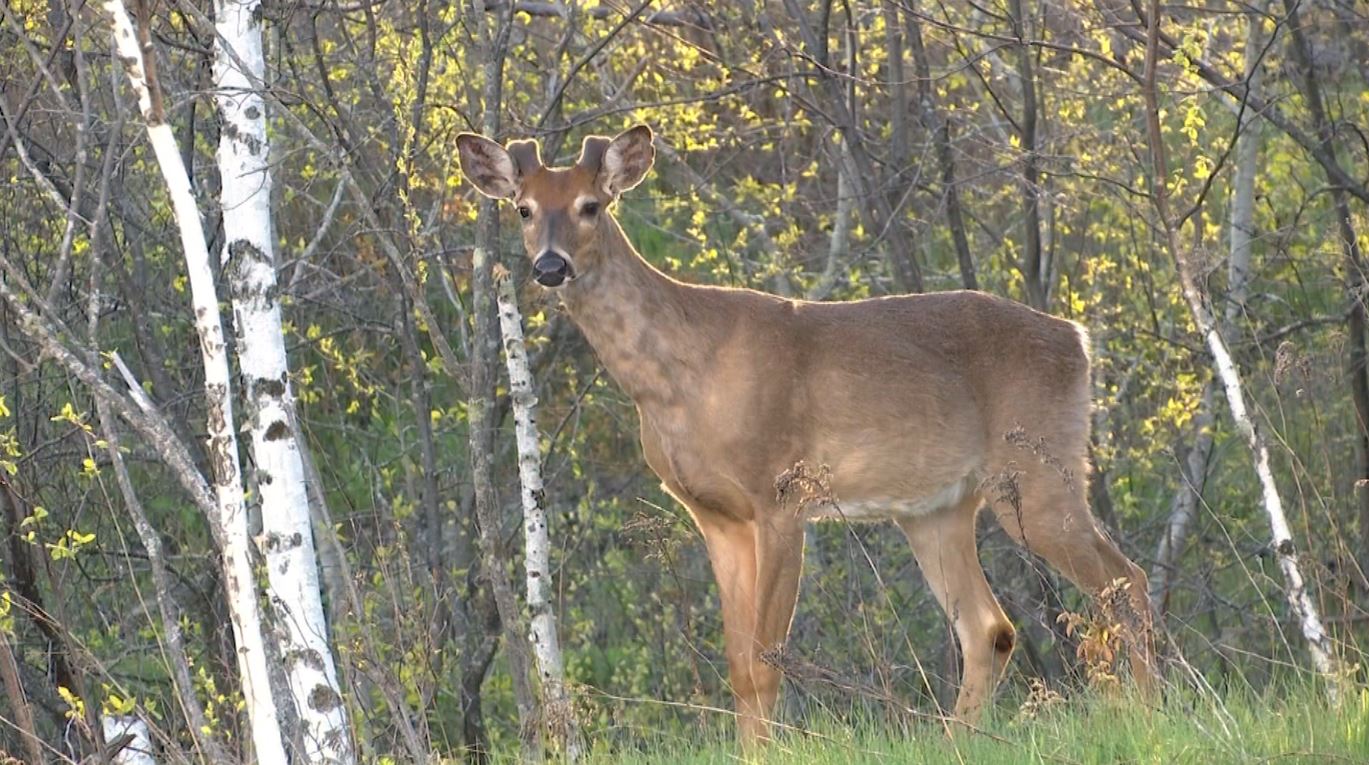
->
[456,125,655,287]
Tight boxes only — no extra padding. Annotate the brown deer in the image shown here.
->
[456,124,1157,742]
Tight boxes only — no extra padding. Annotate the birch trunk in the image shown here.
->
[470,236,540,756]
[1142,0,1337,682]
[102,716,156,765]
[102,2,289,759]
[1151,1,1267,614]
[214,2,354,761]
[495,268,580,758]
[466,0,541,754]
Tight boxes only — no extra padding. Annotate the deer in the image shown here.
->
[456,124,1158,744]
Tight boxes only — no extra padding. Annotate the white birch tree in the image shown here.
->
[494,267,580,758]
[101,3,290,761]
[214,1,354,761]
[1151,0,1268,614]
[1141,0,1337,683]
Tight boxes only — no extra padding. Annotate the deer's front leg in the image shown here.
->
[699,515,804,745]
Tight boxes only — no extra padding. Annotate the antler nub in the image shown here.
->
[506,139,543,176]
[577,136,611,174]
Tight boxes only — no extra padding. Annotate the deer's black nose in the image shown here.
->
[533,252,571,287]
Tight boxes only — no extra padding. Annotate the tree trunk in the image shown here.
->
[495,268,580,759]
[102,1,288,758]
[1141,0,1337,683]
[905,1,977,290]
[467,0,541,755]
[1151,0,1267,616]
[214,1,354,760]
[460,550,502,765]
[94,385,231,763]
[1151,388,1216,615]
[781,0,924,293]
[1281,0,1369,575]
[1007,0,1045,309]
[0,627,45,765]
[470,227,541,757]
[809,138,856,300]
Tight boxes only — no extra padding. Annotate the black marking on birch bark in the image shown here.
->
[261,530,304,551]
[227,240,274,308]
[1277,539,1295,556]
[228,239,265,262]
[259,471,273,485]
[220,121,263,156]
[257,373,287,397]
[264,419,289,441]
[245,105,260,120]
[284,646,326,672]
[308,684,342,712]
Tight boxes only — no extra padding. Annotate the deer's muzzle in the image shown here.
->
[533,252,572,287]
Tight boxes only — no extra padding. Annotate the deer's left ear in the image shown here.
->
[600,125,655,196]
[457,133,520,199]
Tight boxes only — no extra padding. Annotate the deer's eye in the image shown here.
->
[581,201,600,218]
[517,206,531,219]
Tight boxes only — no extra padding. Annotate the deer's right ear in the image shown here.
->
[600,124,655,196]
[457,133,519,199]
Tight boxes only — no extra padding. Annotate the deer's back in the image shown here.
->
[647,287,1092,519]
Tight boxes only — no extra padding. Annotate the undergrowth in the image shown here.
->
[568,681,1369,764]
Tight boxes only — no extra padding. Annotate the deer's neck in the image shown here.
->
[560,221,710,409]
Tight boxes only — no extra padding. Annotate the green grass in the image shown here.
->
[576,684,1369,764]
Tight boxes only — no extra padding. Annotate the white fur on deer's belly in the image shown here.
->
[805,476,975,521]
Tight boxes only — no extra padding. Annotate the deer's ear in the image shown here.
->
[600,124,654,196]
[457,133,519,199]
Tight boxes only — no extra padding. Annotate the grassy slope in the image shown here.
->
[576,685,1369,764]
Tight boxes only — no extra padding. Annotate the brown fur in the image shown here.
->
[456,126,1159,744]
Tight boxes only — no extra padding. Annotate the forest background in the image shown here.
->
[2,0,1369,762]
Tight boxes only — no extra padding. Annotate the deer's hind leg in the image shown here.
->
[897,493,1015,721]
[986,461,1159,697]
